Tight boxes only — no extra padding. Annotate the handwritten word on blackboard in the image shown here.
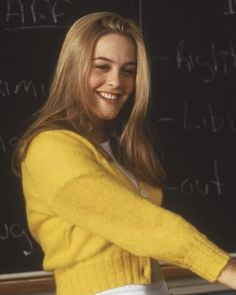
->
[167,160,223,197]
[157,101,236,133]
[0,136,19,155]
[224,0,236,15]
[0,224,33,256]
[156,40,236,84]
[0,80,46,98]
[177,40,236,83]
[4,0,72,30]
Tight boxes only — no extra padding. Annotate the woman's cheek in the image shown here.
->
[90,72,106,88]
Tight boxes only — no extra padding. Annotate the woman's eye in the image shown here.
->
[122,68,136,76]
[94,64,110,71]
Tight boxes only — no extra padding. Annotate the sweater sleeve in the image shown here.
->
[22,130,229,282]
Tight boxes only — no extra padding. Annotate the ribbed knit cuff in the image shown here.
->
[184,233,230,282]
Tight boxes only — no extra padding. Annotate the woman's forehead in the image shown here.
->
[93,33,137,64]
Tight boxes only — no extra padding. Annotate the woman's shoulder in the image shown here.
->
[31,129,88,144]
[29,129,96,151]
[24,129,98,164]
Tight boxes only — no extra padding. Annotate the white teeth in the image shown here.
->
[98,91,119,100]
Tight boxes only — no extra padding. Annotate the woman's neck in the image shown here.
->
[89,128,109,144]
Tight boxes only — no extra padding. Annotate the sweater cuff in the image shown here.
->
[185,233,230,282]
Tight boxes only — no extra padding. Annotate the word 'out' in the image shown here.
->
[167,160,224,197]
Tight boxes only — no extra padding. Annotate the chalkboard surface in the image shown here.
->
[0,0,235,276]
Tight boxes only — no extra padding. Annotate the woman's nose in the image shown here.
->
[106,70,121,87]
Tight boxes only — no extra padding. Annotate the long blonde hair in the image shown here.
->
[12,11,166,189]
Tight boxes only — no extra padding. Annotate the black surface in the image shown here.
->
[0,0,235,275]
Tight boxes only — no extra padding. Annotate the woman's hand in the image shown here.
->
[217,259,236,289]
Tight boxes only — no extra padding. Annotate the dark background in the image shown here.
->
[0,0,235,275]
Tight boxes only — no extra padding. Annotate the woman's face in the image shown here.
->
[88,33,136,125]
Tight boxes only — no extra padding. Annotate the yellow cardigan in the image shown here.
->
[21,129,229,295]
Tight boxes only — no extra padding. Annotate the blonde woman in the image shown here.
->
[13,12,236,295]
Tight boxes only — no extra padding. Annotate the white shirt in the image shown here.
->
[97,141,170,295]
[96,281,170,295]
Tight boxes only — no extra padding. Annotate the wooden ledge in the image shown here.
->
[0,276,55,295]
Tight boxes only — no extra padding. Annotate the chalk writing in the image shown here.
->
[0,136,19,154]
[184,101,236,132]
[0,224,33,256]
[177,40,236,83]
[224,0,236,15]
[0,80,46,98]
[155,40,236,83]
[5,0,72,30]
[167,160,224,197]
[157,100,236,133]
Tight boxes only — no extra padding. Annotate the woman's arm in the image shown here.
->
[22,130,230,284]
[217,260,236,289]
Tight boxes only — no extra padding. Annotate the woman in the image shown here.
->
[13,11,236,295]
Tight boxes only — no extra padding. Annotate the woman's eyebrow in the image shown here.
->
[93,57,137,65]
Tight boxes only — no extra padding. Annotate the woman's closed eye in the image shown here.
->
[121,67,136,76]
[94,64,110,71]
[93,64,136,77]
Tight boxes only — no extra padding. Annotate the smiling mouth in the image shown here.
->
[96,91,121,101]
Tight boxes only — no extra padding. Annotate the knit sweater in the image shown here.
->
[21,129,229,295]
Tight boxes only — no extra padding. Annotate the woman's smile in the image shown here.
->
[88,33,136,122]
[96,91,121,103]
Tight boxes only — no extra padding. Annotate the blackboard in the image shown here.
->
[146,0,236,254]
[0,0,235,276]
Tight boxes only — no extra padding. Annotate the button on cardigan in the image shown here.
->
[99,140,169,294]
[21,129,230,295]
